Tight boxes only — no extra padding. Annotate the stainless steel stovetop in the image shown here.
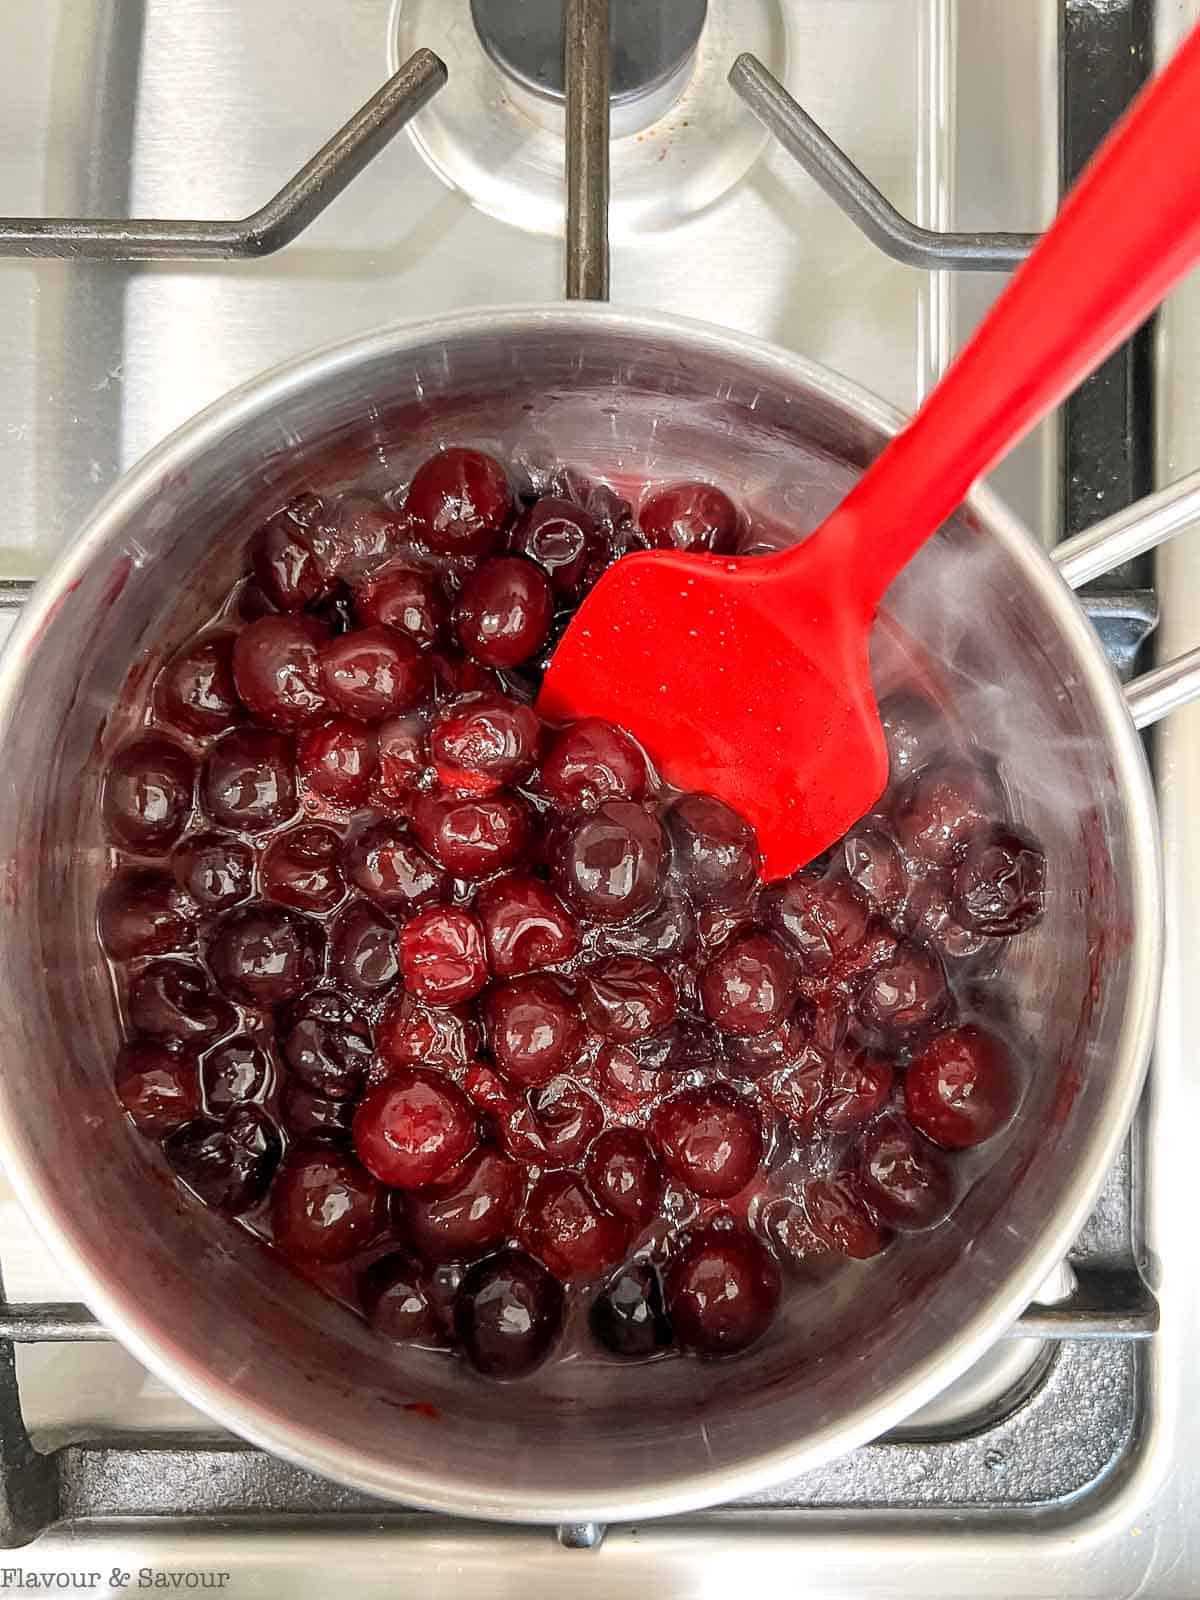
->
[1,1,1199,1593]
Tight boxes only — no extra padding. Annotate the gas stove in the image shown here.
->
[0,1,1196,1593]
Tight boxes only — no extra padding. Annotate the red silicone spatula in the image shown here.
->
[538,22,1200,880]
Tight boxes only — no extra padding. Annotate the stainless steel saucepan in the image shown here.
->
[0,307,1195,1523]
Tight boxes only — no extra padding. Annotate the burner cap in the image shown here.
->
[470,0,708,104]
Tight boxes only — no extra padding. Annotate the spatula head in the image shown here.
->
[536,548,889,880]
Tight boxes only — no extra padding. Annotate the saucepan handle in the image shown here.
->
[1051,468,1200,728]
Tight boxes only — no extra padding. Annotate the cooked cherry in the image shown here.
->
[762,872,871,972]
[586,1127,661,1226]
[454,556,553,669]
[638,482,740,555]
[329,899,399,997]
[553,801,665,924]
[595,1042,669,1110]
[538,719,648,812]
[360,1250,441,1343]
[164,1106,282,1215]
[857,1115,954,1230]
[318,625,432,723]
[155,631,242,734]
[115,1040,201,1134]
[279,1082,354,1142]
[699,932,795,1037]
[428,647,496,701]
[474,872,579,978]
[305,580,356,636]
[377,989,480,1070]
[759,1198,836,1276]
[894,758,1003,867]
[591,1262,673,1358]
[905,877,994,962]
[664,792,759,904]
[207,904,324,1007]
[251,495,330,611]
[403,1146,523,1264]
[374,714,430,800]
[172,831,254,913]
[508,496,597,595]
[635,1016,723,1074]
[270,1145,382,1262]
[202,1035,270,1112]
[341,820,447,912]
[519,1170,629,1281]
[530,1076,603,1163]
[485,972,583,1084]
[296,717,377,808]
[804,1176,890,1259]
[353,1067,477,1187]
[430,693,540,794]
[398,905,489,1006]
[306,494,405,583]
[650,1084,764,1199]
[231,614,330,730]
[410,790,531,879]
[664,1228,781,1356]
[462,1062,547,1163]
[260,824,344,914]
[128,960,234,1044]
[878,692,946,783]
[406,447,512,559]
[952,825,1045,936]
[905,1024,1018,1149]
[580,956,676,1043]
[820,1047,894,1132]
[856,942,949,1038]
[103,737,194,852]
[842,825,909,921]
[758,1044,828,1133]
[202,728,297,832]
[99,868,192,960]
[353,562,448,648]
[453,1247,563,1378]
[280,989,371,1099]
[597,882,697,963]
[725,1012,811,1078]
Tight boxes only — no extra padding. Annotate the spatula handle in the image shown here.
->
[807,20,1200,610]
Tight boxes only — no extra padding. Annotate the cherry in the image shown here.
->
[597,882,696,963]
[202,728,297,833]
[475,872,581,977]
[530,1076,604,1163]
[353,562,448,648]
[545,467,635,543]
[305,580,356,636]
[406,447,512,559]
[98,868,192,960]
[270,1145,382,1262]
[454,557,553,669]
[374,715,430,801]
[430,693,540,794]
[819,1047,894,1132]
[360,1251,441,1343]
[260,824,344,914]
[232,614,330,730]
[804,1176,890,1259]
[894,758,1003,867]
[538,719,648,812]
[453,1247,564,1378]
[759,1199,836,1276]
[586,1127,661,1227]
[377,990,480,1070]
[699,932,795,1036]
[172,832,253,913]
[341,821,447,912]
[580,956,676,1043]
[650,1084,764,1198]
[329,899,399,997]
[353,1067,477,1187]
[207,904,323,1008]
[595,1043,669,1111]
[155,631,242,735]
[553,801,666,924]
[878,692,946,783]
[508,496,597,595]
[164,1106,282,1215]
[591,1262,673,1358]
[280,1082,355,1143]
[485,973,583,1084]
[410,790,531,879]
[857,1115,954,1230]
[280,989,371,1099]
[103,737,195,853]
[296,717,377,808]
[398,906,489,1006]
[317,625,432,723]
[905,1024,1019,1149]
[251,494,331,611]
[128,960,234,1044]
[520,1170,629,1281]
[856,942,949,1038]
[725,1012,811,1078]
[428,648,496,701]
[905,877,994,962]
[202,1035,270,1112]
[115,1040,201,1134]
[842,825,909,922]
[664,792,760,905]
[463,1063,547,1163]
[636,1017,723,1073]
[759,1045,828,1133]
[762,872,870,973]
[664,1228,781,1356]
[402,1146,523,1264]
[306,494,406,583]
[952,825,1045,936]
[638,482,740,555]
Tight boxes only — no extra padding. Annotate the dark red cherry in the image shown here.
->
[317,625,432,723]
[462,1062,547,1163]
[759,1044,828,1133]
[270,1145,382,1262]
[430,693,540,794]
[296,717,377,808]
[820,1047,894,1132]
[398,906,489,1007]
[664,792,760,905]
[856,942,949,1038]
[878,692,946,783]
[596,882,697,963]
[172,831,254,913]
[207,904,324,1007]
[664,1228,781,1356]
[406,447,513,559]
[905,1024,1019,1149]
[553,801,666,924]
[279,1082,354,1143]
[353,562,448,648]
[635,1017,723,1074]
[857,1115,954,1230]
[409,790,531,879]
[98,868,192,960]
[202,1035,270,1112]
[128,960,235,1044]
[699,932,795,1036]
[894,758,1003,867]
[403,1146,523,1264]
[759,1198,836,1276]
[638,482,740,555]
[376,989,480,1070]
[329,899,399,998]
[520,1170,629,1281]
[115,1040,201,1135]
[202,728,297,832]
[260,824,344,914]
[803,1176,890,1259]
[280,988,371,1099]
[304,493,405,584]
[761,872,871,973]
[580,957,676,1043]
[842,825,910,922]
[341,820,447,912]
[103,737,194,852]
[724,1012,811,1079]
[453,1247,563,1378]
[538,719,648,812]
[360,1251,441,1343]
[353,1067,477,1187]
[530,1076,603,1164]
[454,557,553,669]
[952,825,1045,936]
[476,873,581,977]
[591,1261,673,1358]
[485,973,583,1084]
[586,1127,661,1227]
[232,614,330,730]
[508,496,597,595]
[428,647,497,701]
[594,1043,669,1111]
[155,631,242,734]
[650,1084,764,1199]
[163,1106,282,1215]
[251,495,331,611]
[905,877,995,962]
[374,715,430,801]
